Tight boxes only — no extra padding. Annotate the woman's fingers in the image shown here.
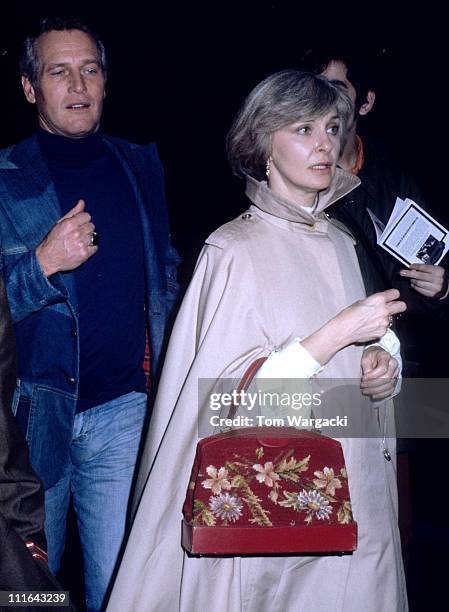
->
[360,349,398,400]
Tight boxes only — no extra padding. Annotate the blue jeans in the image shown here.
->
[44,391,147,612]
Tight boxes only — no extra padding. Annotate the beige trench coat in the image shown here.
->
[107,170,407,612]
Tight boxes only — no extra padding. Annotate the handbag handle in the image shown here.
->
[225,356,267,421]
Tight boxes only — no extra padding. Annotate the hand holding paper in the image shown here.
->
[400,263,449,299]
[367,198,449,267]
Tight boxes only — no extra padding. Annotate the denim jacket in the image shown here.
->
[0,134,180,489]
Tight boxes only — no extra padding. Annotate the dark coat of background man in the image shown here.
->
[301,46,449,609]
[0,16,179,612]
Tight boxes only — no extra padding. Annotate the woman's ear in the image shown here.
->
[359,91,376,116]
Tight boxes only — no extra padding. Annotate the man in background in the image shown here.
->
[301,46,449,606]
[302,47,448,370]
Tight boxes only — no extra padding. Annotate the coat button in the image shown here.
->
[67,376,76,385]
[241,213,252,220]
[71,329,78,338]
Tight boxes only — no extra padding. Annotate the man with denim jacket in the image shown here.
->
[0,16,179,612]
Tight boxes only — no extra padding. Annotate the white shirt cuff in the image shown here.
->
[366,328,403,398]
[255,338,323,379]
[367,328,402,376]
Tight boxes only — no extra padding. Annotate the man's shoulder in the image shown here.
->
[359,133,419,189]
[101,135,164,184]
[101,134,159,159]
[0,144,15,165]
[359,139,424,206]
[0,135,39,169]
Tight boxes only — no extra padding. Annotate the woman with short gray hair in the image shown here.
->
[108,70,407,612]
[227,70,352,180]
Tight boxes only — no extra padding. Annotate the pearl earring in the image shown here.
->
[266,158,271,179]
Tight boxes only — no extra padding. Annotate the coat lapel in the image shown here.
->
[0,136,62,248]
[0,135,77,307]
[103,138,161,291]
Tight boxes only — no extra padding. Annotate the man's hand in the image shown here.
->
[360,346,400,401]
[36,199,97,277]
[400,264,448,299]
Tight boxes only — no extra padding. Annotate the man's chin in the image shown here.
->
[66,128,99,139]
[40,123,100,139]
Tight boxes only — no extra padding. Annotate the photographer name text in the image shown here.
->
[210,414,348,428]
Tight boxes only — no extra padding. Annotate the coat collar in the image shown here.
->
[2,134,41,168]
[245,167,360,225]
[0,135,62,239]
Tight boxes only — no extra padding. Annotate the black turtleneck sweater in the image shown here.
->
[37,129,146,413]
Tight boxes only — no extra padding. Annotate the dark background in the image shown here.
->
[1,1,448,609]
[1,0,448,278]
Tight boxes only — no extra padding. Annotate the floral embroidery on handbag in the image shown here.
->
[193,446,353,528]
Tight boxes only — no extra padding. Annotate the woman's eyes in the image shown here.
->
[295,124,339,135]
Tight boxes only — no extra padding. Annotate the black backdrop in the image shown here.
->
[1,0,448,278]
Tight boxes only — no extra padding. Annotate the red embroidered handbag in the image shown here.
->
[182,359,357,556]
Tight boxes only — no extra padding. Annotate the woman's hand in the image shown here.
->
[331,289,407,347]
[301,289,406,366]
[360,346,400,400]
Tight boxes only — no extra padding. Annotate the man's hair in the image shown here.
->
[226,69,353,181]
[19,16,107,86]
[299,45,385,112]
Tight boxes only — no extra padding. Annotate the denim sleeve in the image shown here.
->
[145,143,181,317]
[1,250,68,324]
[165,240,181,318]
